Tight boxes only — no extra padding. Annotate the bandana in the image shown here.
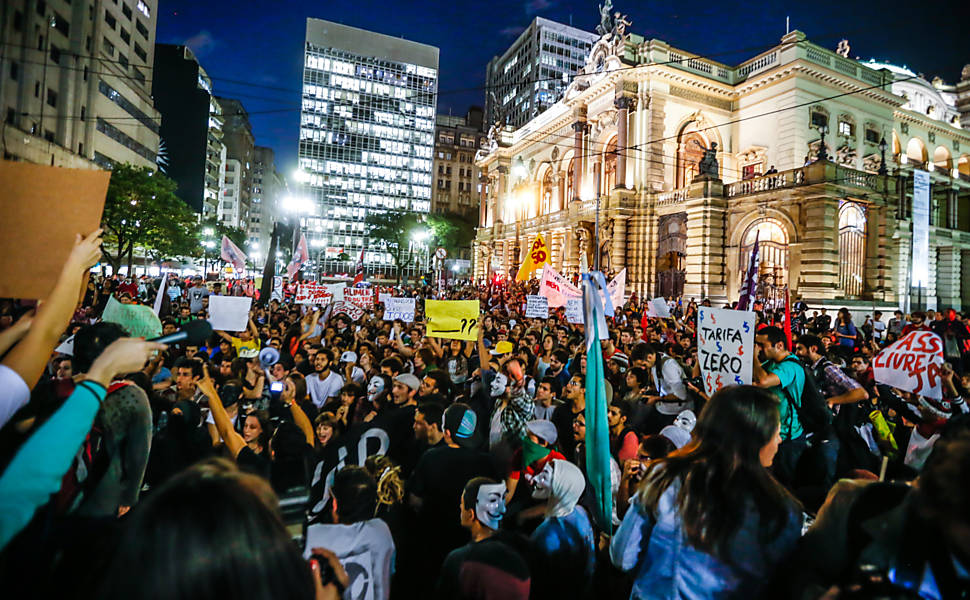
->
[475,482,507,530]
[521,435,552,467]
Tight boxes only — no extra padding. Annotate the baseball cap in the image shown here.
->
[490,341,514,355]
[442,403,482,448]
[660,425,691,449]
[394,373,421,392]
[340,350,358,364]
[526,419,557,445]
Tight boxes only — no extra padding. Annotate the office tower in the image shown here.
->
[215,96,255,231]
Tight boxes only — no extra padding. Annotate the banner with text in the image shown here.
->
[383,297,416,322]
[295,284,333,306]
[565,297,584,324]
[426,300,480,340]
[330,301,365,321]
[538,265,582,308]
[872,330,944,400]
[525,295,549,319]
[697,307,755,397]
[912,169,930,288]
[345,287,374,310]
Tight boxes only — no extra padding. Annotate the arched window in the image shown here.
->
[839,203,867,297]
[602,138,617,194]
[540,169,553,215]
[676,129,708,188]
[933,146,952,171]
[739,219,789,300]
[906,138,927,167]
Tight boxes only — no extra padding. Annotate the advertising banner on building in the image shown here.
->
[912,169,930,288]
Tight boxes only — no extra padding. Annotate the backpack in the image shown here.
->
[780,355,833,438]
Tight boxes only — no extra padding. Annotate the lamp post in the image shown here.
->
[878,137,889,175]
[202,227,215,277]
[817,124,829,161]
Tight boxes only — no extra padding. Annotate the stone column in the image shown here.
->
[614,96,632,189]
[611,217,628,271]
[556,175,565,211]
[593,159,602,199]
[797,196,842,301]
[683,180,728,302]
[947,187,958,229]
[551,231,564,270]
[479,173,489,226]
[495,165,508,224]
[564,228,578,273]
[571,117,587,202]
[937,246,962,310]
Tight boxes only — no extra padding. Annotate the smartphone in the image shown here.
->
[270,381,284,393]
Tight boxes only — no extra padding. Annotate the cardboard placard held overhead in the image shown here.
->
[0,161,110,299]
[208,296,253,332]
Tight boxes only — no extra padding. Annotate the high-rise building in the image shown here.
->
[431,106,485,224]
[298,18,438,279]
[249,145,286,265]
[485,17,597,130]
[152,44,227,216]
[0,0,160,169]
[215,96,255,231]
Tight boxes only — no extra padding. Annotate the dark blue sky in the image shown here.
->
[156,0,970,177]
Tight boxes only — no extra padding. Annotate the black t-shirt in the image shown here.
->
[436,535,531,600]
[551,402,582,462]
[237,446,271,480]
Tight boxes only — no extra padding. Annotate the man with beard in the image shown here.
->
[306,349,344,409]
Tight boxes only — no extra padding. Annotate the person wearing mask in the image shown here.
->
[529,459,596,600]
[753,326,807,487]
[436,477,531,600]
[610,386,801,599]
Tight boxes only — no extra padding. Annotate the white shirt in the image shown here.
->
[872,320,886,340]
[0,365,30,430]
[307,370,345,408]
[305,519,395,600]
[650,355,690,415]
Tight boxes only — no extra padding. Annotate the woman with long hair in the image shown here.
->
[610,385,801,599]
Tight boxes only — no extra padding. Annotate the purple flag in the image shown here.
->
[737,231,760,311]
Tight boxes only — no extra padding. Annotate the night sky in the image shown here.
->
[155,0,970,177]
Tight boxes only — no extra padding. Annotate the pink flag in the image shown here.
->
[220,235,247,272]
[286,234,309,279]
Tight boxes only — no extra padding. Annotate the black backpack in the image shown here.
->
[780,355,834,438]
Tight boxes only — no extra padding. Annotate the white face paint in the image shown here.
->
[490,373,508,398]
[674,409,696,432]
[367,376,385,401]
[531,462,554,500]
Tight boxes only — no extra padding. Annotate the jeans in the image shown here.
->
[774,436,809,488]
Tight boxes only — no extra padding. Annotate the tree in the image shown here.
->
[101,164,200,273]
[427,212,476,258]
[365,210,424,284]
[200,216,247,251]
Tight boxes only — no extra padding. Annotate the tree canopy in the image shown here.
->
[365,210,425,283]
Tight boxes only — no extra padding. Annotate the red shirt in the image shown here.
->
[509,449,566,482]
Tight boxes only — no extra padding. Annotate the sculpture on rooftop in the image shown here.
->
[697,142,719,179]
[596,0,614,36]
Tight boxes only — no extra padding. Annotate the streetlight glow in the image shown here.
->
[203,227,214,236]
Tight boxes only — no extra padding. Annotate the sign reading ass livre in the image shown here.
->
[697,307,755,397]
[872,330,945,399]
[426,300,479,340]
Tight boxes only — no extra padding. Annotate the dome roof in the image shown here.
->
[862,60,917,79]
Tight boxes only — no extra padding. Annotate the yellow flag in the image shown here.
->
[516,233,549,281]
[425,300,480,340]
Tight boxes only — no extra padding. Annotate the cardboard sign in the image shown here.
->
[331,301,365,321]
[323,283,346,302]
[538,265,581,308]
[565,298,584,324]
[271,276,283,302]
[384,297,416,322]
[295,284,333,306]
[0,161,110,299]
[645,297,671,318]
[102,296,163,339]
[697,307,755,397]
[872,331,945,399]
[345,287,374,310]
[525,295,549,319]
[208,295,252,332]
[426,300,480,340]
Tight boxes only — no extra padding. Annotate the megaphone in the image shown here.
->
[259,347,280,369]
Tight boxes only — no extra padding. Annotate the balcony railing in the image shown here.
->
[725,168,805,197]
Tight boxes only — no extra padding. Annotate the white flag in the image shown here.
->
[538,264,581,308]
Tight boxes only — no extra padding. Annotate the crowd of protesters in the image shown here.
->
[0,229,968,599]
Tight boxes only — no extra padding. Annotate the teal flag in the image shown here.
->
[582,273,613,532]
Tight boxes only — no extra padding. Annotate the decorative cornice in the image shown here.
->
[894,109,970,145]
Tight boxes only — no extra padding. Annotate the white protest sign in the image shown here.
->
[383,297,416,322]
[565,298,584,324]
[208,295,252,332]
[525,295,549,319]
[872,331,944,399]
[295,284,332,306]
[378,292,391,306]
[322,283,346,302]
[345,287,374,310]
[605,268,626,309]
[538,264,581,308]
[697,307,755,397]
[331,301,365,321]
[271,276,283,302]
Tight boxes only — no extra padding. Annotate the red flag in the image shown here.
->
[286,234,309,279]
[784,287,793,351]
[352,244,365,287]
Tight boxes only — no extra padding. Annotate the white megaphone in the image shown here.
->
[259,347,280,369]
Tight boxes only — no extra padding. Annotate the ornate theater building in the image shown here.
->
[473,17,970,310]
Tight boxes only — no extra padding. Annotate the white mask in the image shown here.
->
[674,409,696,432]
[531,462,554,500]
[367,376,385,401]
[490,373,508,398]
[475,482,507,530]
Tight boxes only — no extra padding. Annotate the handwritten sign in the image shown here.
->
[345,287,374,310]
[872,331,944,399]
[525,295,549,319]
[697,307,755,397]
[426,300,480,340]
[208,295,253,332]
[384,297,416,322]
[565,298,584,324]
[330,301,365,321]
[378,292,391,306]
[102,296,162,339]
[538,265,581,308]
[295,284,332,306]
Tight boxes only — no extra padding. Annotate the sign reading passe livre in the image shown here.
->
[425,300,479,340]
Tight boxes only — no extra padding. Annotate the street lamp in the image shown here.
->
[816,124,829,161]
[878,137,888,175]
[202,239,216,276]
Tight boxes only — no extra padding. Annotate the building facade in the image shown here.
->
[475,22,970,312]
[297,18,438,279]
[153,44,227,215]
[249,145,286,266]
[431,106,486,221]
[215,96,255,231]
[485,17,597,130]
[0,0,160,169]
